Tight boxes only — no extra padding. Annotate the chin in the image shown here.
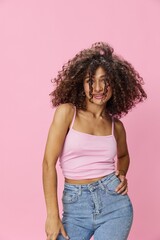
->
[92,99,107,106]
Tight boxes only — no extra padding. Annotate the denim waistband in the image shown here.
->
[64,171,116,191]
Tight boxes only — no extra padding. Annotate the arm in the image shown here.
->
[114,120,130,195]
[42,104,73,240]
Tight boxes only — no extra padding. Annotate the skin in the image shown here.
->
[42,67,130,240]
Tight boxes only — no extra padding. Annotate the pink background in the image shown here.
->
[1,0,160,239]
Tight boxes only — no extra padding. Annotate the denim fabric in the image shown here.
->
[57,172,133,240]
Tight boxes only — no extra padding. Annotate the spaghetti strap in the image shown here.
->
[111,117,114,135]
[70,106,76,129]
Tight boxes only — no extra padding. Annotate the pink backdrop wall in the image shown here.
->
[1,0,160,239]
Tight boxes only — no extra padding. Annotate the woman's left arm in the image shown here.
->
[114,120,130,195]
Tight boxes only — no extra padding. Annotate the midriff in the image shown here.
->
[65,175,107,184]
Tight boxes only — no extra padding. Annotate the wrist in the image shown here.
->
[118,169,127,176]
[47,212,60,219]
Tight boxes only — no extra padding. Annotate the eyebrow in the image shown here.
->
[99,75,106,78]
[85,74,106,79]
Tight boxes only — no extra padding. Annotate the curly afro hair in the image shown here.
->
[50,42,147,118]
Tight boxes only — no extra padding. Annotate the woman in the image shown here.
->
[42,42,147,240]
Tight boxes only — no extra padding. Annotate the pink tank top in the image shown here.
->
[59,107,117,179]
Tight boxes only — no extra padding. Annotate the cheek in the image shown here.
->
[108,87,112,95]
[83,83,89,93]
[105,86,112,98]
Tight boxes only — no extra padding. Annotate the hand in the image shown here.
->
[45,216,69,240]
[115,170,128,195]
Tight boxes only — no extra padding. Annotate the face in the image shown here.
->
[83,66,112,106]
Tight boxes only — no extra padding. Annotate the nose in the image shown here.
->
[94,81,103,92]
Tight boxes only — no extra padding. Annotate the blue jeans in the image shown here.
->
[57,172,133,240]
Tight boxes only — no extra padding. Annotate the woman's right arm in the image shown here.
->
[42,104,74,240]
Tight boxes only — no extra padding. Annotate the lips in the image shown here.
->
[93,94,104,99]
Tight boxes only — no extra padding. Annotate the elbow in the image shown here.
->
[42,156,57,170]
[117,153,130,161]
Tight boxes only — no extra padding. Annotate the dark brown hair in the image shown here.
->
[50,42,147,118]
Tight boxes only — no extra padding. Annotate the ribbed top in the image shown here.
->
[59,107,117,179]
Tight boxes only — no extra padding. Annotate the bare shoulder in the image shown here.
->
[114,118,125,131]
[44,103,75,163]
[53,103,75,126]
[114,118,126,139]
[54,103,75,117]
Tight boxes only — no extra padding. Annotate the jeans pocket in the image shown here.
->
[105,174,121,195]
[62,189,79,204]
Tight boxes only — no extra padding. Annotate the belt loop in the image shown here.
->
[78,185,82,195]
[98,179,105,190]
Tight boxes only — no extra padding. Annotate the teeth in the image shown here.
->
[94,95,103,98]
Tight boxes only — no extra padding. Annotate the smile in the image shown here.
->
[93,95,104,99]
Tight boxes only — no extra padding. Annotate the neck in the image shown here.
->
[85,101,107,119]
